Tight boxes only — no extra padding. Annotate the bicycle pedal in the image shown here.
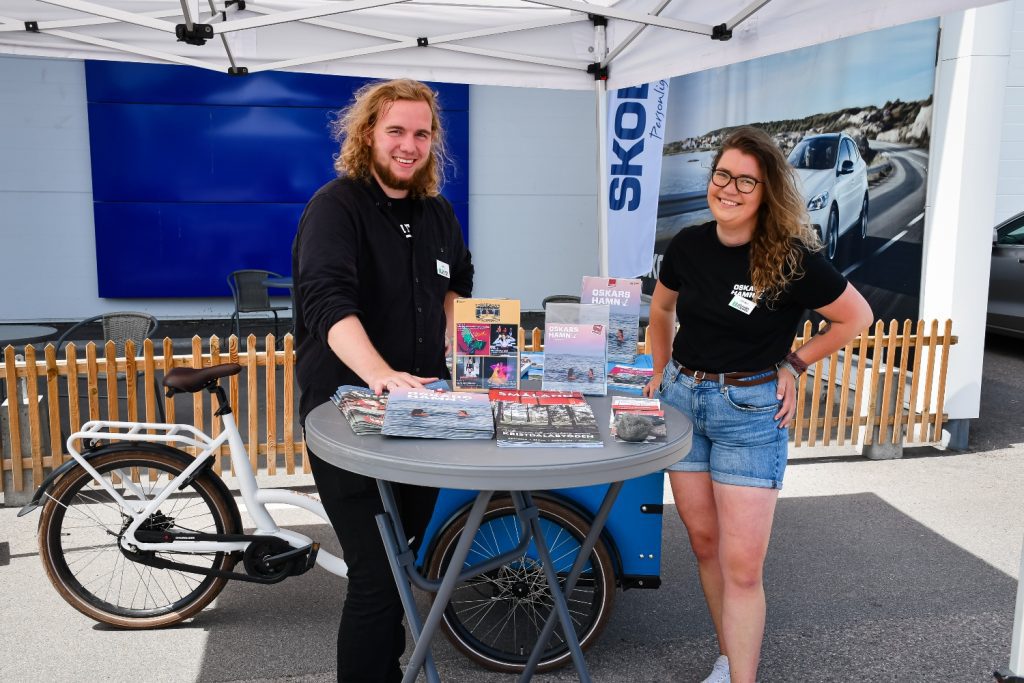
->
[265,542,317,574]
[298,542,319,575]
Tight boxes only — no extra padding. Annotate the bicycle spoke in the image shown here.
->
[43,453,231,622]
[437,503,613,669]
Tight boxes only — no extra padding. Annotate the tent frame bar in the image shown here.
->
[9,0,750,81]
[603,0,672,67]
[727,0,772,30]
[37,0,179,33]
[524,0,712,35]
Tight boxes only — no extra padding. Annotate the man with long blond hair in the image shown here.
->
[292,79,473,681]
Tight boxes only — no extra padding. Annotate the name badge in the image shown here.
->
[436,260,450,278]
[728,294,756,315]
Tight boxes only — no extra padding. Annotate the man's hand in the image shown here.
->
[369,371,439,396]
[774,369,797,428]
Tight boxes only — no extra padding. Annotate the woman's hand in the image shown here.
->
[642,376,661,399]
[774,368,797,428]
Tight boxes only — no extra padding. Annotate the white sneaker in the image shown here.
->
[700,654,730,683]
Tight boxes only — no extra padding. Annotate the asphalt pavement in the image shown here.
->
[1,334,1022,683]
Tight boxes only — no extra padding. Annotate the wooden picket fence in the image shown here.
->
[522,318,957,447]
[0,334,301,495]
[0,320,956,496]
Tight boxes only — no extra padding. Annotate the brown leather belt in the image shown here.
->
[674,361,777,387]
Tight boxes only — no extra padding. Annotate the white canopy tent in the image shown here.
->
[0,0,1001,274]
[1,2,1021,677]
[0,1,993,89]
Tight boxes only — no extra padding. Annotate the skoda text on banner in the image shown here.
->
[606,80,669,278]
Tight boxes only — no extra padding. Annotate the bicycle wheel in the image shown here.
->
[38,449,239,628]
[426,496,615,673]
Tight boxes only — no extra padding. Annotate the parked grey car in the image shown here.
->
[988,211,1024,339]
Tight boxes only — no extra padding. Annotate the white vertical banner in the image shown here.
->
[606,79,669,278]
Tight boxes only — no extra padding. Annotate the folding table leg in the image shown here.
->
[390,486,495,683]
[517,481,624,682]
[375,481,441,683]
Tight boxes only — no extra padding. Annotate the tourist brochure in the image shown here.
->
[520,351,544,378]
[609,396,667,444]
[607,365,654,394]
[542,303,609,396]
[452,297,521,393]
[382,387,495,439]
[580,276,641,365]
[331,385,387,435]
[489,389,602,448]
[331,380,451,436]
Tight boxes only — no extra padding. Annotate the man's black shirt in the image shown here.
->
[292,176,474,423]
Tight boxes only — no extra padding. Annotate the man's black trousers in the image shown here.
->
[309,450,438,683]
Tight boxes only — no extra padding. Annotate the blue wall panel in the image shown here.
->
[94,203,299,298]
[88,104,339,203]
[85,61,469,110]
[86,62,469,298]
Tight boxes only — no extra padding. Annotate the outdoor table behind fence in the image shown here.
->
[0,320,956,498]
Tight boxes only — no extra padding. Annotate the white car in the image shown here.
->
[788,133,869,260]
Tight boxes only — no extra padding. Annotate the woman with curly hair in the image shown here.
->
[643,126,872,683]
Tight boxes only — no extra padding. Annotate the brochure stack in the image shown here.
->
[609,396,667,444]
[331,386,387,435]
[489,389,602,448]
[382,388,494,440]
[452,298,521,392]
[542,303,609,396]
[580,276,642,365]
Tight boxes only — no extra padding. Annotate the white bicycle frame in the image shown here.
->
[64,413,348,577]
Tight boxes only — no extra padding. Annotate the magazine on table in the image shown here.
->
[609,396,666,444]
[331,385,388,435]
[452,297,521,393]
[607,365,654,394]
[489,389,602,448]
[382,387,494,439]
[331,380,450,436]
[580,276,642,365]
[520,351,544,378]
[542,303,609,396]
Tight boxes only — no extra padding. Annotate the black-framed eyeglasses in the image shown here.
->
[711,169,762,194]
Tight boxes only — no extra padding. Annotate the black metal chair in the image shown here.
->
[55,311,164,421]
[541,294,581,309]
[228,269,291,341]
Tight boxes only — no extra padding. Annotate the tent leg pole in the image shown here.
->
[595,77,609,277]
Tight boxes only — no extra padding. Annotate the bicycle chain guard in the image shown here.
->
[125,530,319,585]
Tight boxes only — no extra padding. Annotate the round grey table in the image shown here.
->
[260,275,293,290]
[0,324,58,347]
[305,395,692,683]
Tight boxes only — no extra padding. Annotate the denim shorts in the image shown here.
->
[659,360,788,489]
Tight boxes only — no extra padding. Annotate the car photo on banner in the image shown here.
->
[788,133,870,261]
[650,19,938,324]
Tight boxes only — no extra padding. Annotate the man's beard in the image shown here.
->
[372,155,432,195]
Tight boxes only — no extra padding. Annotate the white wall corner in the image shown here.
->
[922,1,1014,419]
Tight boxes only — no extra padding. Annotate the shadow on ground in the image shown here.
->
[188,492,1014,682]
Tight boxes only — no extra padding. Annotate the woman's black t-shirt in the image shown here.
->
[658,222,847,373]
